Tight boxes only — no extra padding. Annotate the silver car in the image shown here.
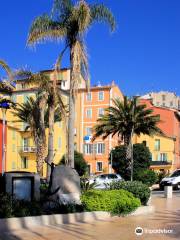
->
[89,173,123,189]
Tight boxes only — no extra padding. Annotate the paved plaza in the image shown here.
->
[1,194,180,240]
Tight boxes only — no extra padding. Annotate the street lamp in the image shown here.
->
[0,101,10,175]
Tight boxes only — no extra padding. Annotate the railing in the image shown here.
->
[150,161,172,166]
[18,146,37,153]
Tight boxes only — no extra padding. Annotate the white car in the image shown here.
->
[89,173,123,189]
[160,169,180,190]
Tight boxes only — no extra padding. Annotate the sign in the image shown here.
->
[84,135,92,143]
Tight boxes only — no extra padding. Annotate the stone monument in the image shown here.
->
[51,165,81,204]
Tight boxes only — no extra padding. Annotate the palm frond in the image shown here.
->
[52,0,72,19]
[90,4,116,32]
[27,14,66,45]
[0,59,13,82]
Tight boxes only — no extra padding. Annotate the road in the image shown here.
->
[1,193,180,240]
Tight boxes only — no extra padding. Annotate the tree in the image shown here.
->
[27,0,116,168]
[13,96,61,175]
[14,70,66,179]
[110,143,152,180]
[93,97,163,180]
[60,150,88,176]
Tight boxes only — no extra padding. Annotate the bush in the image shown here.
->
[60,151,88,176]
[109,181,151,205]
[0,193,42,218]
[81,189,141,216]
[110,144,152,180]
[135,169,158,187]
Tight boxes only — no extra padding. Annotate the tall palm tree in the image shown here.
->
[14,69,66,179]
[93,96,163,180]
[13,96,61,175]
[27,0,116,168]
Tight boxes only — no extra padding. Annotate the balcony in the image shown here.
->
[18,146,37,154]
[150,161,172,170]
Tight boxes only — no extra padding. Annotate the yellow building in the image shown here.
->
[0,69,69,177]
[134,134,175,173]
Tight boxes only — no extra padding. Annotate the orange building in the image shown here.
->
[75,82,123,175]
[140,99,180,170]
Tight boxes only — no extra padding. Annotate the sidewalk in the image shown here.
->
[1,194,180,240]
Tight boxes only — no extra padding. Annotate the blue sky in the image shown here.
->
[0,0,179,96]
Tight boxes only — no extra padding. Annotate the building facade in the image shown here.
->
[139,98,180,172]
[0,69,69,176]
[141,91,180,110]
[75,82,124,175]
[134,134,175,173]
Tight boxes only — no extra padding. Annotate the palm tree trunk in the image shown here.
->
[47,96,55,181]
[68,42,80,168]
[36,93,48,176]
[124,134,132,180]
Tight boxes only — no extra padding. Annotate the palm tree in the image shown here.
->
[13,96,62,175]
[27,0,116,168]
[14,69,66,178]
[93,96,163,180]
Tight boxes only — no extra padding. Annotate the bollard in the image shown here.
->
[164,184,173,198]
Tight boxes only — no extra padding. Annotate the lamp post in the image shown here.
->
[0,101,10,175]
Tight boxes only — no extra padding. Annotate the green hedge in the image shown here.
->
[135,170,158,187]
[109,181,151,205]
[81,189,141,216]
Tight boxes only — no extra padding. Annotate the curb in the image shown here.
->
[0,206,155,231]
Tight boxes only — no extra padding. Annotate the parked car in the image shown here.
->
[89,173,123,189]
[160,169,180,190]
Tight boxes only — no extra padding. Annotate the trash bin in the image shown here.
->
[164,182,172,198]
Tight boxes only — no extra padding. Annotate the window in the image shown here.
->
[107,174,118,179]
[98,108,104,117]
[142,141,147,146]
[12,130,16,140]
[84,144,93,154]
[98,91,104,101]
[162,95,166,101]
[96,143,105,154]
[23,138,29,151]
[11,95,17,103]
[86,127,92,136]
[58,137,61,149]
[12,161,16,170]
[86,92,92,101]
[86,108,92,118]
[160,153,168,161]
[155,139,160,151]
[12,144,16,152]
[162,102,166,107]
[21,157,28,169]
[170,101,173,107]
[156,102,159,106]
[96,162,103,172]
[23,94,28,103]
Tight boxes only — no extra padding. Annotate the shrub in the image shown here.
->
[135,169,158,187]
[81,189,141,216]
[109,181,151,205]
[110,144,152,180]
[0,193,13,218]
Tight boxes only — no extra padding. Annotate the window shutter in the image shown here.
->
[93,144,97,154]
[102,144,105,154]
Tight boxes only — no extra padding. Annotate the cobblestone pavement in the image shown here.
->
[1,194,180,240]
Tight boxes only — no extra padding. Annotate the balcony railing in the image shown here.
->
[18,146,37,153]
[150,161,172,166]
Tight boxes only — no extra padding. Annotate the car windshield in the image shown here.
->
[170,170,180,177]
